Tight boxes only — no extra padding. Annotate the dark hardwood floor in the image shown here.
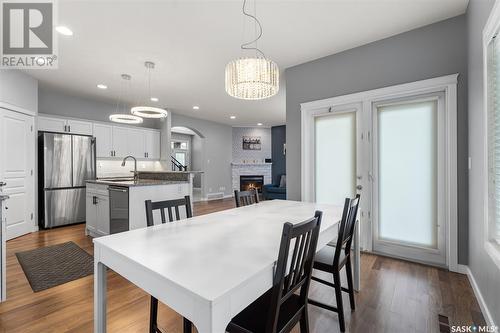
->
[0,198,485,332]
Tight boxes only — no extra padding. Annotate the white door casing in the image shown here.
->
[0,108,36,240]
[301,74,458,271]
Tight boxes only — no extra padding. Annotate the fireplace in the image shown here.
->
[240,175,264,193]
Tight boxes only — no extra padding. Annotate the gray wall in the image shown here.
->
[0,70,38,112]
[467,0,500,326]
[271,125,286,185]
[38,84,161,129]
[285,15,468,263]
[232,127,271,163]
[171,112,233,197]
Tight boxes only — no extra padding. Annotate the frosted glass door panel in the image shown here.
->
[315,112,356,205]
[377,100,437,248]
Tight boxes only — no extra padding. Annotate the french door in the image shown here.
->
[372,95,446,266]
[304,94,448,266]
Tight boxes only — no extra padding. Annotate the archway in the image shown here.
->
[171,126,206,202]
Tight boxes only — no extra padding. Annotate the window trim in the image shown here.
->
[483,0,500,270]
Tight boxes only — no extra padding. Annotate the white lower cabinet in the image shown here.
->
[86,184,110,237]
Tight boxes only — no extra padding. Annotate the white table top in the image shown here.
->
[93,200,343,303]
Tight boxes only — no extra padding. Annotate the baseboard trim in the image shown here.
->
[460,265,496,328]
[198,194,233,202]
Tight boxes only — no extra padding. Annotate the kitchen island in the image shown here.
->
[86,171,199,237]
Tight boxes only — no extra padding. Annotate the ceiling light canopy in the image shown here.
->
[97,84,107,89]
[193,106,200,110]
[110,74,143,124]
[131,61,167,119]
[225,0,279,100]
[150,97,159,102]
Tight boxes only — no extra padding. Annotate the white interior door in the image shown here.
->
[0,108,35,240]
[372,95,446,266]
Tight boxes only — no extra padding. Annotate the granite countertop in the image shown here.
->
[86,179,189,187]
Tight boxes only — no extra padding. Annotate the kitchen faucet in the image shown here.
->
[121,156,138,180]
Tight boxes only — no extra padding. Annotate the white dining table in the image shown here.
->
[93,200,360,333]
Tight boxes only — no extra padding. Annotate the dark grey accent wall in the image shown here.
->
[271,125,286,185]
[467,0,499,325]
[285,15,468,263]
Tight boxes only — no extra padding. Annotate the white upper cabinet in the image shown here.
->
[93,124,113,158]
[128,128,146,158]
[38,115,93,135]
[145,131,161,159]
[66,119,93,135]
[38,116,66,133]
[112,127,130,158]
[38,114,161,160]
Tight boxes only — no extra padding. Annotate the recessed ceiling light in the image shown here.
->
[193,106,200,110]
[150,97,159,102]
[230,116,236,119]
[257,123,263,126]
[55,26,73,36]
[97,84,107,90]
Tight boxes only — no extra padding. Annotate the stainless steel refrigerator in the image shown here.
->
[38,132,96,228]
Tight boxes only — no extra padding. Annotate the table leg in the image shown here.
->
[354,222,360,291]
[94,261,107,333]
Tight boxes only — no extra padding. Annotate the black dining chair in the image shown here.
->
[226,210,323,333]
[308,194,360,332]
[234,189,259,207]
[144,195,193,333]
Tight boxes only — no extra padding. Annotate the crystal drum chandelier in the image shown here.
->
[109,74,143,124]
[131,61,168,118]
[225,0,279,100]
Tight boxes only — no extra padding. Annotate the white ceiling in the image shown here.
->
[25,0,468,126]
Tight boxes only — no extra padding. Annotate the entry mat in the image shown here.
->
[16,241,93,292]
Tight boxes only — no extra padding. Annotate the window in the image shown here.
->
[487,36,500,246]
[171,141,188,150]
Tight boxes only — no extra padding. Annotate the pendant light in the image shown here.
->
[109,74,143,124]
[225,0,279,100]
[131,61,168,118]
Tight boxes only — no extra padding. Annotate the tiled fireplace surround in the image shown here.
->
[231,163,272,191]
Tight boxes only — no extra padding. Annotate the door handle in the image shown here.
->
[356,185,363,190]
[0,182,6,187]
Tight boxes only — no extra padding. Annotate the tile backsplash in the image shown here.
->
[96,159,167,178]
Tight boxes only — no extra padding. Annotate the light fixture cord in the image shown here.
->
[241,0,265,58]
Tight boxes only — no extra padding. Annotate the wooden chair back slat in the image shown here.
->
[265,211,323,333]
[333,194,361,267]
[145,195,193,226]
[234,189,259,208]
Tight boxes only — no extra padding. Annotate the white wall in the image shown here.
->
[232,127,271,163]
[467,0,500,326]
[0,70,38,112]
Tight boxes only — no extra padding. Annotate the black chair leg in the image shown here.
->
[333,272,346,332]
[183,318,192,333]
[150,296,159,333]
[345,259,356,311]
[300,306,310,333]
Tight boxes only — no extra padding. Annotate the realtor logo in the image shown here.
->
[1,1,58,68]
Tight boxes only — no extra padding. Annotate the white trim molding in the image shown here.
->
[461,265,497,328]
[483,0,500,272]
[300,74,459,271]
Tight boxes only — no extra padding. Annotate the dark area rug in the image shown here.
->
[15,241,93,292]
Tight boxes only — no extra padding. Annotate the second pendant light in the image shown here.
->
[131,61,168,119]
